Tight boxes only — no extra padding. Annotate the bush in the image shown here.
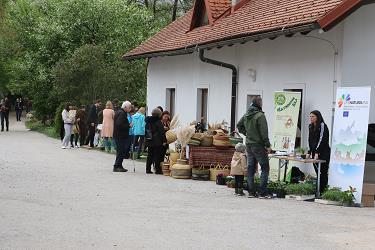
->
[285,183,315,196]
[321,187,345,202]
[26,119,59,139]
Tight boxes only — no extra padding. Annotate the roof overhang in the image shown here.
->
[122,23,318,61]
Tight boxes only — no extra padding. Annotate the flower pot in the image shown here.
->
[162,162,171,176]
[276,189,286,198]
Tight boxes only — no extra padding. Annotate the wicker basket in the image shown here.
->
[171,159,191,179]
[213,134,231,149]
[192,167,210,181]
[166,130,177,144]
[162,162,170,176]
[210,164,230,181]
[201,135,213,147]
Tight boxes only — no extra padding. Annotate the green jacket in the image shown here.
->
[237,105,271,148]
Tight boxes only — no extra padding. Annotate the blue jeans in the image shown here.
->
[114,137,131,168]
[247,146,270,196]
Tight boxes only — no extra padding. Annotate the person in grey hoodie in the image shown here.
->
[237,97,272,199]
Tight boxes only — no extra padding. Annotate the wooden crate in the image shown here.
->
[361,183,375,207]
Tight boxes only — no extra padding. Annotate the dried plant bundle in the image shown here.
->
[177,125,195,159]
[170,114,180,130]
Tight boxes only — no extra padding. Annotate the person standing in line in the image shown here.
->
[308,110,331,194]
[113,101,132,172]
[145,108,167,174]
[237,96,272,199]
[125,105,135,159]
[75,105,87,147]
[85,99,102,148]
[68,106,78,148]
[61,103,73,149]
[160,111,171,163]
[132,107,146,159]
[230,143,248,196]
[15,98,23,121]
[0,97,11,132]
[101,101,115,153]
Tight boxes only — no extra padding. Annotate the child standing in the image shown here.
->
[230,143,247,196]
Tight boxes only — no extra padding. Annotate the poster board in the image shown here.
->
[272,91,301,152]
[329,87,371,203]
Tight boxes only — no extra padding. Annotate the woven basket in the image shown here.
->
[210,164,230,181]
[166,130,177,144]
[162,162,170,176]
[213,135,231,149]
[201,135,213,147]
[171,159,191,179]
[192,167,210,181]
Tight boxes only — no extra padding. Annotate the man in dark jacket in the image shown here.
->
[237,96,272,198]
[85,99,101,148]
[113,101,132,172]
[145,108,167,174]
[0,97,11,132]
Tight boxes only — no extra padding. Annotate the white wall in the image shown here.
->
[342,3,375,123]
[148,28,343,148]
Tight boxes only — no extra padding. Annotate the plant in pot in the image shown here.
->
[285,182,316,200]
[295,147,308,159]
[342,186,356,207]
[318,187,345,205]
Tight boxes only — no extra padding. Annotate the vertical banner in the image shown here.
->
[329,87,371,203]
[272,91,301,152]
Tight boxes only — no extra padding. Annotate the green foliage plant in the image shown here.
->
[285,183,315,196]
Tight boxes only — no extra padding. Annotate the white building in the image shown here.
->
[123,0,375,150]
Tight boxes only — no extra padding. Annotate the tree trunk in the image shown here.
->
[144,0,149,8]
[172,0,178,21]
[153,0,157,18]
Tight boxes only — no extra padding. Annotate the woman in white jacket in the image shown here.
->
[61,103,74,149]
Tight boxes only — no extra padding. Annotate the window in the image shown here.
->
[166,88,175,117]
[197,88,208,125]
[283,88,303,148]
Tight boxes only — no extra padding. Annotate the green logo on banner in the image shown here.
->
[275,93,286,106]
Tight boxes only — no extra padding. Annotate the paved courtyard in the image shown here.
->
[0,115,375,249]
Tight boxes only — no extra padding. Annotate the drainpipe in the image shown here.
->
[199,49,238,133]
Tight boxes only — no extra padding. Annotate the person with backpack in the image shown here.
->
[237,96,272,199]
[145,108,167,174]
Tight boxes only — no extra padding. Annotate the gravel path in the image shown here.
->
[0,114,375,249]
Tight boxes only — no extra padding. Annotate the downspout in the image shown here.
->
[199,49,238,133]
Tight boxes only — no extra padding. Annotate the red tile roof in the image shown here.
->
[207,0,232,19]
[123,0,362,60]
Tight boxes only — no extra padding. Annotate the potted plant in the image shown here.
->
[342,186,356,207]
[285,182,316,200]
[316,187,344,206]
[295,147,308,159]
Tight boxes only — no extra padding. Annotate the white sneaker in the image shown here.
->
[75,145,79,148]
[62,146,66,149]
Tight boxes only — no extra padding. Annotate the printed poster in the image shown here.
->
[329,87,371,203]
[272,91,301,152]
